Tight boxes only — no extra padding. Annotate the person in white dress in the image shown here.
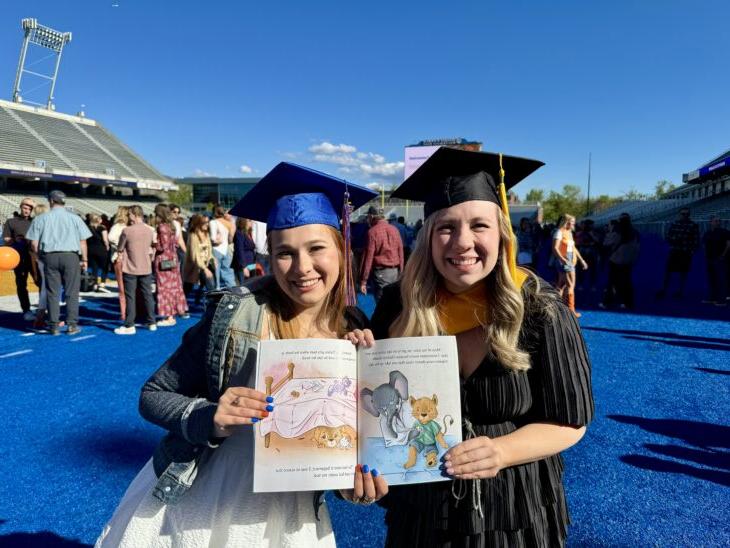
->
[96,163,387,547]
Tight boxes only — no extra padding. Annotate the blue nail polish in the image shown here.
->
[371,469,379,477]
[266,396,274,403]
[266,405,274,412]
[251,417,259,423]
[362,464,370,474]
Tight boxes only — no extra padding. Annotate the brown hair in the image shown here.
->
[188,214,209,235]
[128,205,144,219]
[236,217,252,234]
[154,203,174,230]
[267,225,347,340]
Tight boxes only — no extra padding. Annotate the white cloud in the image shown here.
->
[193,168,214,177]
[239,165,253,174]
[308,141,404,183]
[309,141,357,155]
[313,153,359,167]
[359,161,405,177]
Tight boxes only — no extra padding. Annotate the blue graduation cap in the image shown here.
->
[229,162,378,230]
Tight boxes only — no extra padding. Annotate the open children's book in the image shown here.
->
[253,336,462,492]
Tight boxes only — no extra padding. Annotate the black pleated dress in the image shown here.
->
[370,278,594,548]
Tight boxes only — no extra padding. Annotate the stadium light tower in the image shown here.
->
[12,18,72,110]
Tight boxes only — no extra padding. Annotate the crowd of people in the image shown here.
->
[2,193,728,337]
[0,192,270,335]
[513,207,729,311]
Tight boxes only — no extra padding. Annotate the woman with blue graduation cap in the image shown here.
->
[96,163,387,547]
[351,147,594,547]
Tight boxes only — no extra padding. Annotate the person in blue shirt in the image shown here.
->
[26,190,91,335]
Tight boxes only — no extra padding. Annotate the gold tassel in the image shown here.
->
[498,153,527,289]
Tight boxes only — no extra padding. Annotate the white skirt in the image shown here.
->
[96,429,335,548]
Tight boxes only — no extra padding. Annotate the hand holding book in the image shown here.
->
[213,387,274,438]
[339,463,389,505]
[343,328,375,348]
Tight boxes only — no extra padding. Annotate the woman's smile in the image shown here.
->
[290,277,323,291]
[446,256,481,269]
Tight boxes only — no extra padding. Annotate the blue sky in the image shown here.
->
[1,1,727,198]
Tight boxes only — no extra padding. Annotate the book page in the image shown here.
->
[253,338,358,492]
[357,336,462,486]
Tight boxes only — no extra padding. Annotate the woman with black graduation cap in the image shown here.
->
[351,147,594,547]
[96,163,386,547]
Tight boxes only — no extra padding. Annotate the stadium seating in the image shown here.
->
[0,106,72,171]
[586,196,698,225]
[0,191,189,222]
[0,100,172,189]
[643,191,730,222]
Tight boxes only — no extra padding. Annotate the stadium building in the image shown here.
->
[585,149,730,233]
[680,149,730,201]
[174,176,260,213]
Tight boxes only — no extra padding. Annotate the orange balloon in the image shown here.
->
[0,247,21,271]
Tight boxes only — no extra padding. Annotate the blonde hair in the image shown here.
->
[89,214,102,227]
[557,214,575,229]
[33,203,48,216]
[390,207,535,372]
[267,225,347,340]
[115,206,129,226]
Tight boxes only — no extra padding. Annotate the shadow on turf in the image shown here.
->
[609,415,730,488]
[0,531,90,547]
[70,429,160,471]
[0,295,122,333]
[694,367,730,376]
[582,327,730,351]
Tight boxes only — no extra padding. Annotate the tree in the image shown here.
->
[654,179,677,198]
[589,194,621,215]
[166,184,193,208]
[524,188,545,203]
[542,184,586,222]
[623,188,650,201]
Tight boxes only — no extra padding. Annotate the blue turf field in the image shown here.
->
[0,285,728,546]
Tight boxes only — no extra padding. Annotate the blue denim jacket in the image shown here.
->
[140,276,271,504]
[139,275,367,507]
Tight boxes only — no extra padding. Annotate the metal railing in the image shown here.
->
[633,219,730,239]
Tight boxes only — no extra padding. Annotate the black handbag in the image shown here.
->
[159,258,177,271]
[80,270,95,292]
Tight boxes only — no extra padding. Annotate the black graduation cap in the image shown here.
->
[392,147,544,218]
